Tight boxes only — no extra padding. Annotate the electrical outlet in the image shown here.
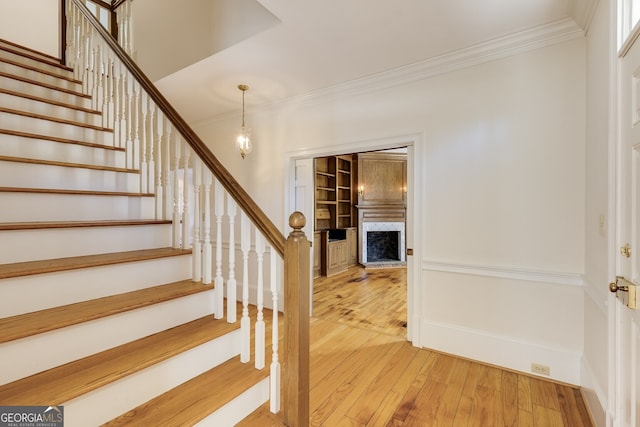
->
[531,363,550,376]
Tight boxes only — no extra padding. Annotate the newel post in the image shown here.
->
[283,212,310,427]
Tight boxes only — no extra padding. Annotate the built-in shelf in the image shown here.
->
[314,155,358,276]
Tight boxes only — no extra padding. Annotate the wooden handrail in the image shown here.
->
[90,0,112,10]
[111,0,128,11]
[59,0,67,65]
[68,0,286,257]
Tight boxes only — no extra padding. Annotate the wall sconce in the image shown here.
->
[358,185,364,196]
[236,84,252,159]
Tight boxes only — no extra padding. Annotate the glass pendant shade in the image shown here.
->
[236,84,252,159]
[236,126,252,159]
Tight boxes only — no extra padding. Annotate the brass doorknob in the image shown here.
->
[610,276,630,293]
[621,244,631,258]
[610,281,624,293]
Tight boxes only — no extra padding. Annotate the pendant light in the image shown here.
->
[236,84,252,159]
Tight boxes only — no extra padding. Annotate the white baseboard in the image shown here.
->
[421,319,582,385]
[580,356,608,426]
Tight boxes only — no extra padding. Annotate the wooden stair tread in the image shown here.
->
[0,186,154,197]
[104,357,268,426]
[0,128,125,151]
[0,276,205,344]
[0,56,82,84]
[0,42,70,71]
[0,87,100,114]
[0,247,191,279]
[0,155,139,173]
[0,107,113,132]
[0,71,89,98]
[0,315,235,405]
[0,219,171,231]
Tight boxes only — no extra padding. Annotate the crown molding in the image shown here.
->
[290,17,585,107]
[195,17,585,127]
[571,0,600,35]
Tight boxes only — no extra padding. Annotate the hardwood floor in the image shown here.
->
[238,266,593,426]
[311,266,408,337]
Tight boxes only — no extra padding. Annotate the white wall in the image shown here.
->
[0,0,59,57]
[131,0,279,81]
[583,0,613,424]
[195,37,587,385]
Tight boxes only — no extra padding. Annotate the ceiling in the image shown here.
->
[150,0,596,124]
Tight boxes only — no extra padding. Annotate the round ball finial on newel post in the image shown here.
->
[288,211,306,235]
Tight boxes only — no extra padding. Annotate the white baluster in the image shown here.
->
[181,147,191,248]
[80,20,90,92]
[214,179,224,318]
[112,63,122,148]
[126,77,136,169]
[93,42,103,111]
[172,135,182,248]
[139,90,148,193]
[134,82,141,170]
[255,232,266,370]
[103,59,114,129]
[154,110,164,219]
[202,169,213,284]
[127,1,135,57]
[147,101,155,195]
[120,66,129,150]
[192,160,202,282]
[270,250,280,413]
[240,212,251,363]
[86,37,95,98]
[162,123,172,220]
[227,197,237,323]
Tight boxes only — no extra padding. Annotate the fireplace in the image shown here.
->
[361,221,405,265]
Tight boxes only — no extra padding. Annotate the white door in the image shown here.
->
[616,30,640,426]
[293,158,315,315]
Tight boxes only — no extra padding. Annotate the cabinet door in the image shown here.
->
[313,232,322,278]
[337,240,348,269]
[326,240,348,276]
[346,228,357,266]
[326,242,341,275]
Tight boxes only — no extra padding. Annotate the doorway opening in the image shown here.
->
[312,148,407,338]
[289,138,418,343]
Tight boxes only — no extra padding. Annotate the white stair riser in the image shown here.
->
[0,161,140,193]
[197,378,270,426]
[0,49,72,79]
[0,193,156,222]
[0,255,192,317]
[0,75,90,107]
[0,223,172,264]
[63,330,240,427]
[0,61,80,92]
[0,91,103,126]
[1,112,113,146]
[0,290,216,385]
[0,133,125,168]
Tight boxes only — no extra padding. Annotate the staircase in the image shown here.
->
[0,38,271,426]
